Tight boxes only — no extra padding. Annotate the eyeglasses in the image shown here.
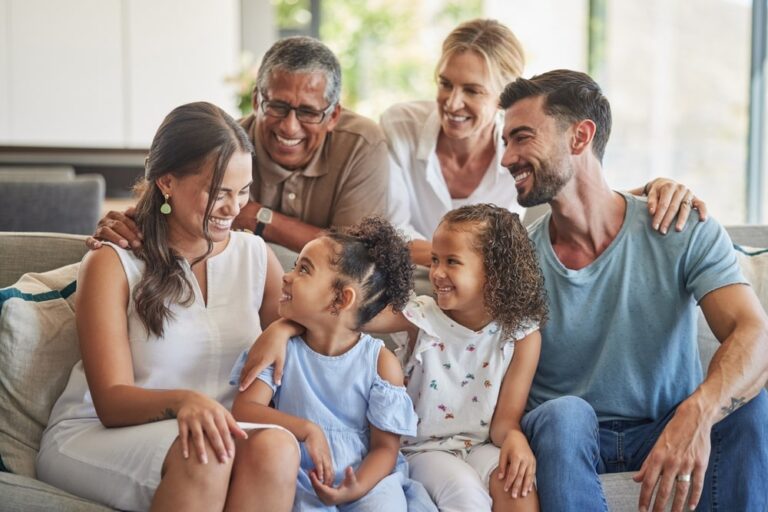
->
[259,97,334,124]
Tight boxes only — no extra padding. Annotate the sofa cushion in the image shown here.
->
[735,245,768,303]
[0,264,80,478]
[697,244,768,371]
[0,471,112,512]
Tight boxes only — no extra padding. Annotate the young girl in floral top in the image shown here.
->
[373,204,548,512]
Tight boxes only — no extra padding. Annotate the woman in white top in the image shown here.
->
[381,19,705,266]
[36,102,298,512]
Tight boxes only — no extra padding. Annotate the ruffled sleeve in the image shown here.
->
[366,375,418,436]
[227,348,277,393]
[228,349,248,386]
[390,295,445,366]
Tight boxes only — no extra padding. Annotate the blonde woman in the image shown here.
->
[381,19,705,266]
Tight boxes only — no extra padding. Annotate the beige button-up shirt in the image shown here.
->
[240,108,389,230]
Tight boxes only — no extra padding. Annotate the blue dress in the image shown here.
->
[231,334,437,512]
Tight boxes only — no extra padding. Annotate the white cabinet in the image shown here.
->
[0,0,240,148]
[125,0,239,147]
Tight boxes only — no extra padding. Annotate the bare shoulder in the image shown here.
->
[77,245,129,306]
[376,345,404,386]
[79,244,124,280]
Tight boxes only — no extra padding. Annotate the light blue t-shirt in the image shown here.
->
[527,193,746,422]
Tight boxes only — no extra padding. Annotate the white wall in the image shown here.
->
[486,0,589,76]
[1,0,242,148]
[125,0,241,147]
[0,0,10,141]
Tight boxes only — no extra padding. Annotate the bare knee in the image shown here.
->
[162,437,233,486]
[489,467,540,512]
[235,428,299,480]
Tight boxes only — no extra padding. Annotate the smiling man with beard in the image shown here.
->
[499,69,768,512]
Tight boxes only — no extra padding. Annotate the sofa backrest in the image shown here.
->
[0,232,88,288]
[0,174,105,235]
[0,227,766,378]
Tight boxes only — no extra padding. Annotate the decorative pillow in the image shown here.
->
[734,245,768,309]
[697,245,768,371]
[0,263,80,478]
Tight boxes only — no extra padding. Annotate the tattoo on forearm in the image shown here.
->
[720,396,747,417]
[148,408,177,423]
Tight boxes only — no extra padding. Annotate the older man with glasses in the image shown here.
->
[236,36,389,251]
[90,36,388,254]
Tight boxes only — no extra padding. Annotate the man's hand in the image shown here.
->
[644,178,708,234]
[310,466,363,506]
[232,200,261,233]
[633,401,710,512]
[87,207,143,250]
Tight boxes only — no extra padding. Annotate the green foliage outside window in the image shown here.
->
[230,1,483,118]
[320,0,483,118]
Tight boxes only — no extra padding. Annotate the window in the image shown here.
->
[597,0,752,224]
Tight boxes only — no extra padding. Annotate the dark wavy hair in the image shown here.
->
[441,204,548,338]
[326,217,414,329]
[132,102,254,337]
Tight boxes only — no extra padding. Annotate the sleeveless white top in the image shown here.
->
[46,232,268,426]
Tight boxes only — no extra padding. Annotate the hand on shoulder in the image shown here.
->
[86,207,142,251]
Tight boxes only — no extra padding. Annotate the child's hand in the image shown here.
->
[304,424,334,486]
[497,430,536,498]
[310,466,362,506]
[239,319,303,390]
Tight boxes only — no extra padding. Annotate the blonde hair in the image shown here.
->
[435,19,525,92]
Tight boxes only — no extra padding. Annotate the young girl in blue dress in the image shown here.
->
[229,217,436,511]
[241,204,548,512]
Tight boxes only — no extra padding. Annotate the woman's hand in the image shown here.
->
[644,178,708,234]
[497,429,536,499]
[86,207,143,250]
[176,390,247,464]
[304,423,334,486]
[310,466,363,506]
[238,319,304,390]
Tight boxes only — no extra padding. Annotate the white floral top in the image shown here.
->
[391,296,537,454]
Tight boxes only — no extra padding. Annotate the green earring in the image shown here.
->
[160,193,172,215]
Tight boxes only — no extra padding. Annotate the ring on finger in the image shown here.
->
[676,473,692,483]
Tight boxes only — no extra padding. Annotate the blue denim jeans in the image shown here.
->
[521,391,768,511]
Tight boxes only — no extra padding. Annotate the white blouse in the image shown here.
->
[380,100,524,241]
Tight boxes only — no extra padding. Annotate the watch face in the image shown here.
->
[257,208,273,224]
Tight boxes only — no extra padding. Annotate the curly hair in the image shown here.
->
[441,204,548,338]
[326,217,414,329]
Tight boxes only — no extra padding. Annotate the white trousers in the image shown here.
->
[406,443,500,512]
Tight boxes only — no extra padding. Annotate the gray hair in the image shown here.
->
[256,36,342,107]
